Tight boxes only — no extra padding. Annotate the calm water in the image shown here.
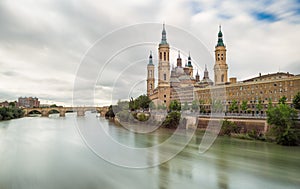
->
[0,113,299,189]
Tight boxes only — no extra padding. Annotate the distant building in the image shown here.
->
[17,97,40,108]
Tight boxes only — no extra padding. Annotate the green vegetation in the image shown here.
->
[293,92,300,110]
[129,95,151,111]
[182,102,189,111]
[219,119,241,136]
[105,105,115,119]
[267,97,299,146]
[229,100,238,113]
[162,111,181,128]
[241,100,248,114]
[169,100,181,111]
[191,100,199,112]
[111,95,152,122]
[0,106,24,121]
[212,99,223,113]
[199,100,206,114]
[256,99,263,114]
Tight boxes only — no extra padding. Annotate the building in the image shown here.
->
[17,97,40,108]
[146,24,300,114]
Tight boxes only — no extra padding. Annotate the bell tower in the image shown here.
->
[214,25,228,85]
[147,51,155,96]
[157,24,171,107]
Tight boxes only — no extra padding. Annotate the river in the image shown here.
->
[0,113,299,189]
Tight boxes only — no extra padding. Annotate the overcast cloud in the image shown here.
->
[0,0,299,106]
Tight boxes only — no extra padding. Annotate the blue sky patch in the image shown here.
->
[253,11,278,22]
[190,1,202,14]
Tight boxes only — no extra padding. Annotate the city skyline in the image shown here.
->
[0,0,300,106]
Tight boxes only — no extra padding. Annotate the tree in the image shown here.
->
[268,98,273,110]
[50,104,57,108]
[136,95,151,110]
[162,111,181,128]
[241,100,248,114]
[182,102,189,111]
[212,99,223,113]
[293,92,300,110]
[169,100,181,112]
[9,102,16,107]
[191,100,199,112]
[199,100,206,113]
[105,105,115,118]
[267,103,299,146]
[256,99,263,115]
[219,119,240,136]
[229,100,238,113]
[279,96,287,104]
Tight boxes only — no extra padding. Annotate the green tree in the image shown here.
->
[191,100,199,112]
[9,102,16,107]
[162,111,181,128]
[268,98,273,110]
[241,100,248,114]
[169,100,181,112]
[267,103,299,146]
[229,100,238,113]
[256,99,263,115]
[50,104,57,108]
[279,96,287,104]
[105,105,115,118]
[182,102,189,111]
[136,95,151,110]
[293,92,300,110]
[212,99,223,113]
[219,119,240,136]
[199,100,206,113]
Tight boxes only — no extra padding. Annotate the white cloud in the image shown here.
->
[0,0,299,106]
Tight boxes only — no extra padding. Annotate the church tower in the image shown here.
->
[158,24,171,107]
[147,51,155,96]
[214,25,228,85]
[187,52,193,77]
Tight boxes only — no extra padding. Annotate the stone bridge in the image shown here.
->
[23,106,109,117]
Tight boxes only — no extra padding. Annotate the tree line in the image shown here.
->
[0,104,24,121]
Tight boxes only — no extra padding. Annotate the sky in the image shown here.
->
[0,0,300,106]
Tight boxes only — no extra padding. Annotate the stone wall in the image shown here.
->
[198,117,269,133]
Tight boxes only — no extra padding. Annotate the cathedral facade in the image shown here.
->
[147,24,300,114]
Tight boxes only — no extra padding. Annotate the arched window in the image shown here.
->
[164,52,166,61]
[221,74,224,82]
[164,73,166,81]
[160,52,162,60]
[150,83,152,89]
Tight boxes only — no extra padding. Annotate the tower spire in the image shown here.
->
[216,25,225,47]
[160,23,168,45]
[187,51,192,67]
[148,51,153,65]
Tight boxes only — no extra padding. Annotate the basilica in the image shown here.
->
[147,24,300,114]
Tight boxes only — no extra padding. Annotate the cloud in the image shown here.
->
[0,0,299,106]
